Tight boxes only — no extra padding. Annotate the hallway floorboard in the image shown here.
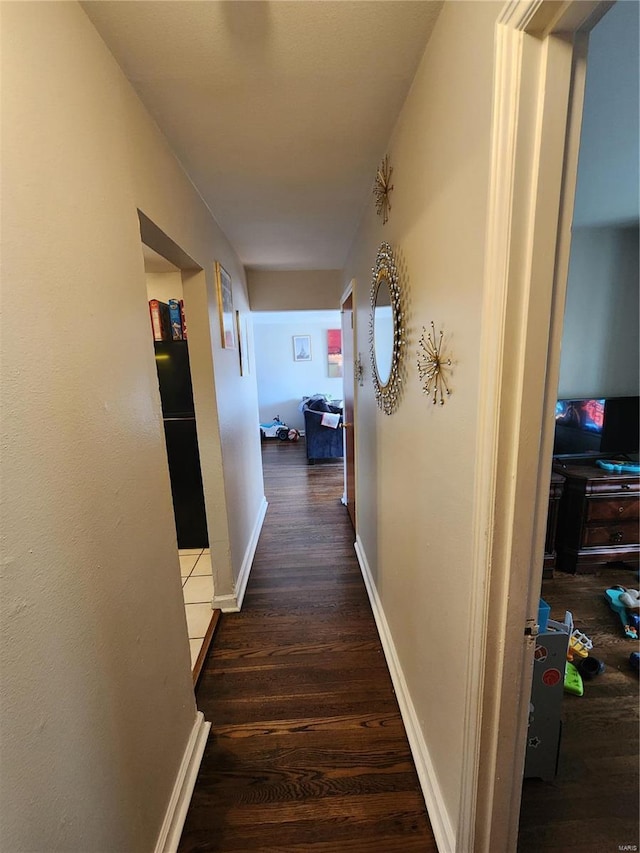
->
[178,439,436,852]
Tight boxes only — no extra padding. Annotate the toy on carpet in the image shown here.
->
[260,416,296,441]
[552,613,602,695]
[604,586,639,640]
[567,628,593,661]
[576,655,605,680]
[564,662,584,696]
[619,588,640,612]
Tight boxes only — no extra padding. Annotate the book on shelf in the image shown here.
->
[179,299,188,339]
[168,299,183,340]
[148,299,171,341]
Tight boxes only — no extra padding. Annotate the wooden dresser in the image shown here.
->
[552,460,640,574]
[543,472,565,578]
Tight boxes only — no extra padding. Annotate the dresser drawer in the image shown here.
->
[583,521,639,548]
[586,497,639,523]
[584,478,640,496]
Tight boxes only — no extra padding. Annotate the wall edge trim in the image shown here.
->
[236,496,268,610]
[211,593,240,613]
[354,536,456,853]
[154,711,211,853]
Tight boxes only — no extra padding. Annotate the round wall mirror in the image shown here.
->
[373,275,393,386]
[369,243,403,414]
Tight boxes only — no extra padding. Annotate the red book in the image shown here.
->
[149,299,170,341]
[180,299,188,339]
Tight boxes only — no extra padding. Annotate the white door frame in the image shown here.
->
[340,279,357,523]
[460,3,612,851]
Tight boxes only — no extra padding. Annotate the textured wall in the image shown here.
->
[0,3,264,850]
[344,0,501,838]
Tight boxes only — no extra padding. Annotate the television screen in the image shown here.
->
[601,396,640,454]
[553,397,639,457]
[555,399,605,433]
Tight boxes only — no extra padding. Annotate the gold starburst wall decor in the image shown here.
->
[373,154,394,225]
[417,322,453,405]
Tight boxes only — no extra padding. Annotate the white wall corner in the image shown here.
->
[354,536,457,853]
[154,711,211,853]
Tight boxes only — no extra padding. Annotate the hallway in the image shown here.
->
[179,439,436,851]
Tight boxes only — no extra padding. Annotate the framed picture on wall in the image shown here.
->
[236,310,249,376]
[293,335,312,362]
[327,328,343,378]
[215,261,236,349]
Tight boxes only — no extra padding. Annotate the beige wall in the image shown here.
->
[248,269,344,310]
[345,0,501,839]
[146,270,184,304]
[558,224,639,399]
[0,3,264,851]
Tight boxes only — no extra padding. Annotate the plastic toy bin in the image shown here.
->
[538,598,551,634]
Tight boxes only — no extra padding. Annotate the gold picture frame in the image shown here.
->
[236,310,247,376]
[215,261,235,349]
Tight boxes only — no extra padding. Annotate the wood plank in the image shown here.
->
[178,439,436,852]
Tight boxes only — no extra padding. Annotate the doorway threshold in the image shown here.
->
[192,610,221,688]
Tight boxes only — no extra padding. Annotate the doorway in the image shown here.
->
[138,210,230,685]
[142,244,214,672]
[466,2,638,851]
[143,245,209,550]
[341,286,356,531]
[518,2,639,847]
[252,309,344,468]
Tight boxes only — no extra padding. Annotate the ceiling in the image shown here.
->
[83,1,442,271]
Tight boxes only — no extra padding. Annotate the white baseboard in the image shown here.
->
[211,592,240,613]
[236,496,267,609]
[154,711,211,853]
[212,496,268,613]
[354,536,456,853]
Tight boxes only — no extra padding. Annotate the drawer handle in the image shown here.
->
[610,530,624,544]
[619,506,624,513]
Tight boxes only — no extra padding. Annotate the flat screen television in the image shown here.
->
[553,396,639,457]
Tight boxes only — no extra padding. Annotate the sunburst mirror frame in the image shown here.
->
[369,242,404,415]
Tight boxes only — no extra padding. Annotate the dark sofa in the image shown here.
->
[302,396,343,464]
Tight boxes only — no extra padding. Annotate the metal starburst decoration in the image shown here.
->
[373,154,394,225]
[417,322,452,405]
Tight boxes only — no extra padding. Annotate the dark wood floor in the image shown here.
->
[518,566,640,852]
[179,439,436,852]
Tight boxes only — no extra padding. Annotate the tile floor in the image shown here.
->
[179,548,214,668]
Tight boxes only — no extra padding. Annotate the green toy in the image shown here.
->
[564,662,584,696]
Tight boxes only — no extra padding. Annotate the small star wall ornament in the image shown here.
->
[417,322,453,405]
[373,154,394,225]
